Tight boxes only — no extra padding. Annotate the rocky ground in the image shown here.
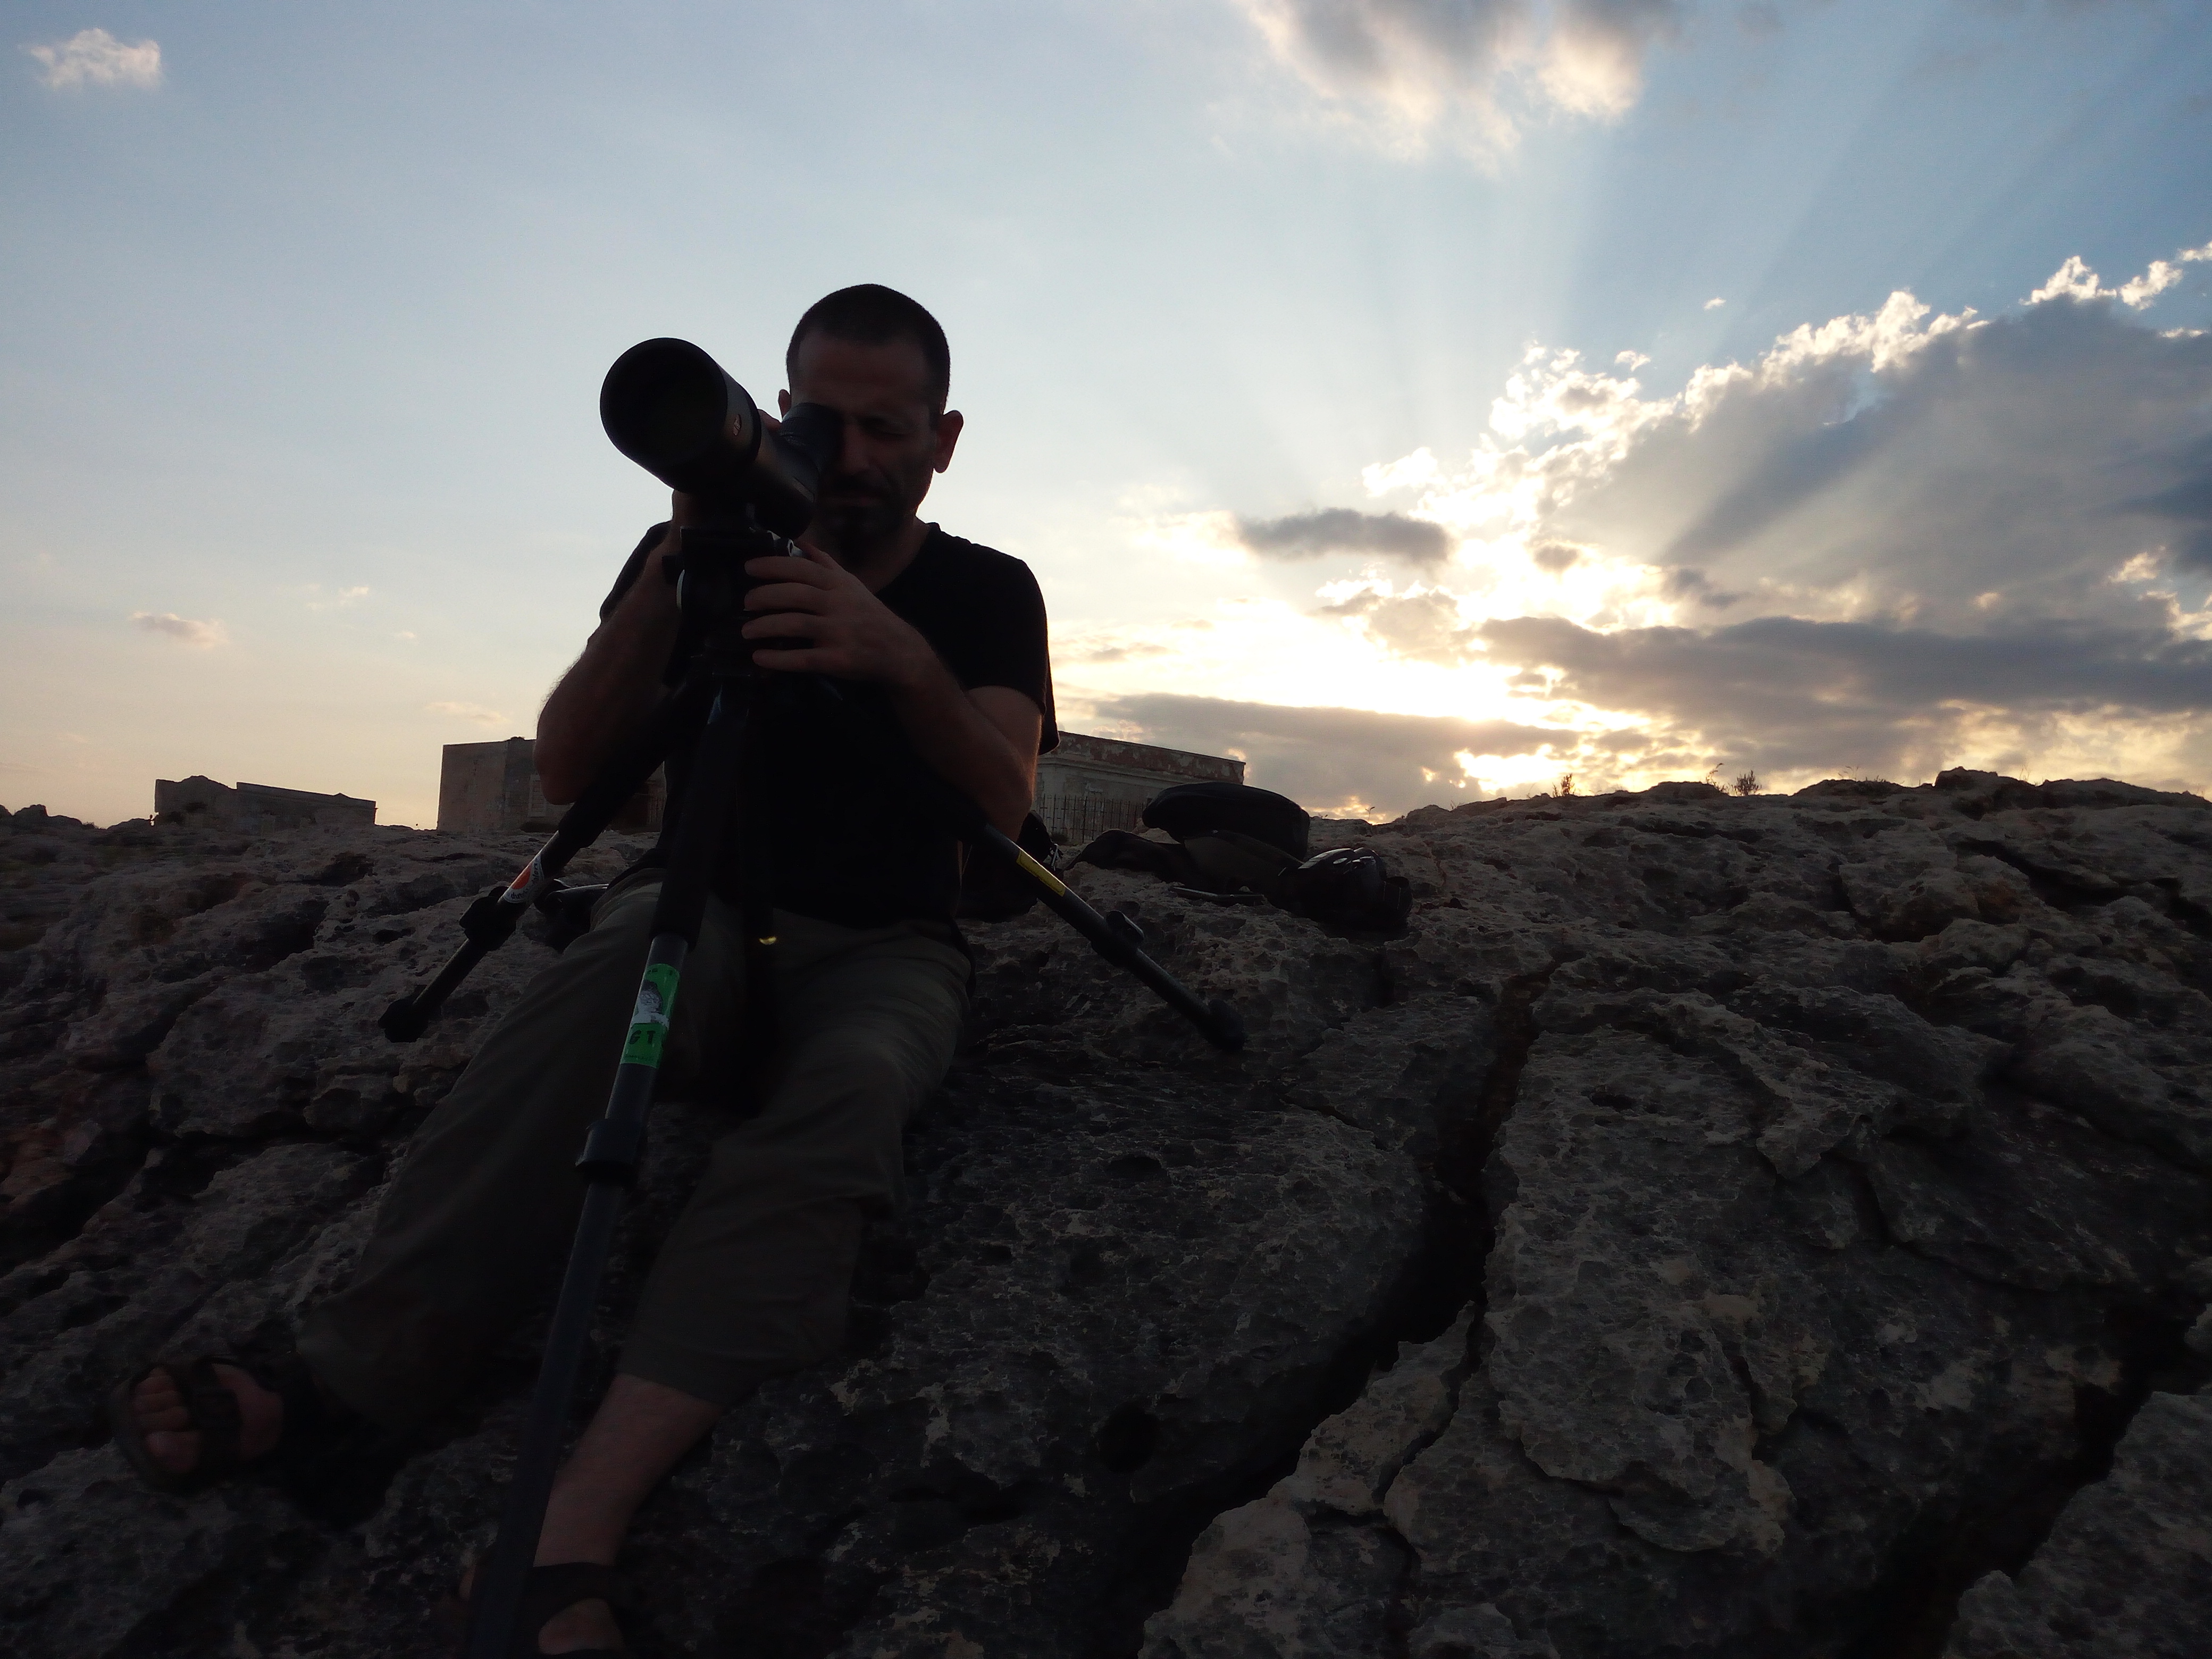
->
[0,770,2207,1657]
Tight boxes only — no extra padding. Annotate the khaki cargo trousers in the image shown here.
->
[297,873,969,1432]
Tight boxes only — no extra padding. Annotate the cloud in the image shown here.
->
[1543,285,2212,617]
[1071,642,1175,664]
[130,611,227,648]
[1060,628,1182,664]
[23,28,161,90]
[1541,0,1687,115]
[424,701,508,726]
[1236,506,1453,563]
[2028,253,2185,310]
[1478,613,2212,781]
[1320,584,1478,663]
[1657,565,1740,607]
[1091,690,1571,814]
[304,584,371,611]
[1703,296,1726,310]
[1158,231,2212,798]
[1231,0,1683,160]
[2119,434,2212,571]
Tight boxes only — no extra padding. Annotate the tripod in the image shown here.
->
[446,514,1243,1657]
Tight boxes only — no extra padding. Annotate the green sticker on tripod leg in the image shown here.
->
[621,962,681,1069]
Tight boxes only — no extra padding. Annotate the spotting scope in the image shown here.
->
[599,338,840,537]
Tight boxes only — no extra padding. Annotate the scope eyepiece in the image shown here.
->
[600,338,839,538]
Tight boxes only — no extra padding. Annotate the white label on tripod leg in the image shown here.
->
[505,855,547,904]
[621,962,681,1069]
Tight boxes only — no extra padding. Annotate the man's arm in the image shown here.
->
[891,675,1043,836]
[741,546,1041,833]
[536,525,683,805]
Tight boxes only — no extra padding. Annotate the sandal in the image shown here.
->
[469,1562,626,1658]
[106,1351,348,1495]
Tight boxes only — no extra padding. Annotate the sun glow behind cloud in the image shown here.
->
[1083,243,2212,815]
[1229,0,1685,163]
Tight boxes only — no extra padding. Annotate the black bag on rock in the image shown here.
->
[1275,845,1413,933]
[1074,784,1414,932]
[1141,782,1309,859]
[1070,823,1298,899]
[1070,827,1191,883]
[1178,829,1302,897]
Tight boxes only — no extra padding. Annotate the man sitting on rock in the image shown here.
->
[111,284,1056,1656]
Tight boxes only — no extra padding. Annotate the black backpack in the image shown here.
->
[1076,783,1413,933]
[1142,782,1309,859]
[1073,783,1310,901]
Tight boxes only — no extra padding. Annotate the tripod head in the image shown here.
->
[600,338,841,539]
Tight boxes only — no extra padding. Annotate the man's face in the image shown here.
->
[781,332,960,560]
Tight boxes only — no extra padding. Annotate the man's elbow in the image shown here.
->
[992,772,1036,837]
[534,736,584,806]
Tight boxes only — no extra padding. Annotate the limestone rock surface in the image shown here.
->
[0,770,2208,1656]
[1942,1389,2212,1658]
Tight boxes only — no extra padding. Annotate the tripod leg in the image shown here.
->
[382,677,715,1044]
[906,770,1246,1052]
[977,825,1246,1052]
[463,680,750,1659]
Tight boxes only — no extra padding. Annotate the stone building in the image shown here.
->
[433,731,1238,844]
[437,738,664,834]
[153,776,376,831]
[1033,732,1244,844]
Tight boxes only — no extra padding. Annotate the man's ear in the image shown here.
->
[932,409,964,473]
[777,390,792,416]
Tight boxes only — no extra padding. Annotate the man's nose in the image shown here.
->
[839,418,872,475]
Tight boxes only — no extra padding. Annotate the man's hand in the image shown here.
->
[741,547,935,686]
[740,543,1038,832]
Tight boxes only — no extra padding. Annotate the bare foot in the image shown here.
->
[129,1363,286,1477]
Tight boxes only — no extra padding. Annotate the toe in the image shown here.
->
[124,1362,289,1478]
[142,1428,202,1477]
[132,1377,189,1434]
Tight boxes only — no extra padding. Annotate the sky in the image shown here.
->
[4,0,2210,826]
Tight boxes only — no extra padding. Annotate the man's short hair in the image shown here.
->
[786,284,951,414]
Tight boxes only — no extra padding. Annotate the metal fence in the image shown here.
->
[1034,790,1151,847]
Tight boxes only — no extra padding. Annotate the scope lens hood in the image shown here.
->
[600,338,763,490]
[600,341,847,538]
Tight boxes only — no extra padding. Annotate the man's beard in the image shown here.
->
[812,471,912,558]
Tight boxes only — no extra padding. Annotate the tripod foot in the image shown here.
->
[379,991,429,1043]
[1205,998,1247,1052]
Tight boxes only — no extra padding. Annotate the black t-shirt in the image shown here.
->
[599,524,1058,926]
